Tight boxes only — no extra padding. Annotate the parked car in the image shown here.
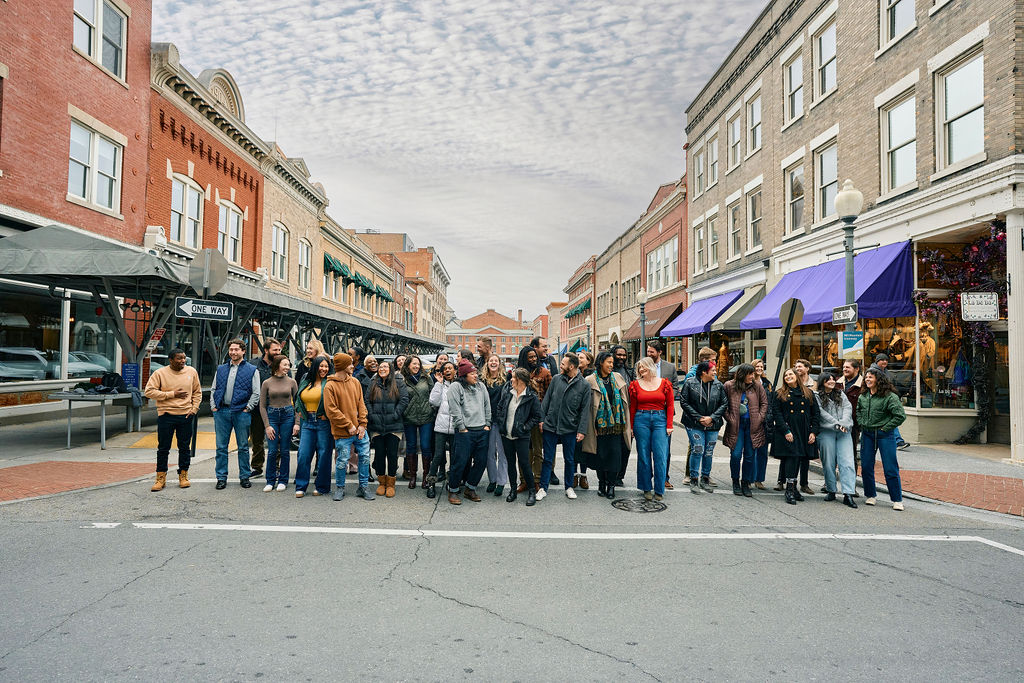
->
[70,351,113,372]
[150,353,192,371]
[0,348,47,381]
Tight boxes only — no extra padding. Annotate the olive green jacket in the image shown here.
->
[856,389,905,432]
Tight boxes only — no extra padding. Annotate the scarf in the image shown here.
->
[595,373,625,432]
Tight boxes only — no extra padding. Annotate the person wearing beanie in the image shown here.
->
[323,352,374,501]
[445,360,492,505]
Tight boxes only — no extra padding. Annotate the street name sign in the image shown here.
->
[175,298,234,321]
[832,303,858,325]
[960,292,999,321]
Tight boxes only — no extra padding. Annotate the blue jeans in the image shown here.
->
[818,429,856,494]
[686,427,717,479]
[334,432,371,489]
[541,430,577,491]
[404,422,433,475]
[486,422,508,486]
[754,442,769,482]
[450,429,489,490]
[265,406,295,486]
[295,418,334,493]
[861,429,902,502]
[729,420,755,482]
[214,409,252,481]
[634,410,668,495]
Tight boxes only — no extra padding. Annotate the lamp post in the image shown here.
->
[637,287,649,362]
[834,180,864,336]
[585,316,592,351]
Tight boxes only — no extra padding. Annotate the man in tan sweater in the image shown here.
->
[323,352,374,501]
[144,348,202,491]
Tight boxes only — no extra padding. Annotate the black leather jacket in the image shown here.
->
[678,376,728,430]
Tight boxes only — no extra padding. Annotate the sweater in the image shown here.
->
[627,378,675,428]
[144,365,202,415]
[448,381,491,431]
[259,375,298,423]
[815,391,854,433]
[322,373,368,438]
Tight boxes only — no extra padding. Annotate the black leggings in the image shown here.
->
[777,456,809,485]
[429,431,454,478]
[372,434,401,477]
[502,436,535,490]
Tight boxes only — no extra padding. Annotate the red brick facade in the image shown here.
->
[0,0,152,242]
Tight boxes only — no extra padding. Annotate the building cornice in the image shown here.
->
[687,260,768,301]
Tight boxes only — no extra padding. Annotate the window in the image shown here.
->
[747,190,762,249]
[707,137,719,186]
[323,272,330,298]
[747,94,762,151]
[68,120,122,212]
[331,275,339,301]
[883,95,916,191]
[298,240,311,290]
[815,22,837,96]
[728,202,742,258]
[727,115,742,167]
[882,0,914,46]
[217,202,242,263]
[815,143,838,220]
[785,165,805,234]
[170,177,202,248]
[938,53,984,167]
[271,223,288,281]
[73,0,127,79]
[647,237,678,292]
[707,216,719,268]
[785,55,803,122]
[694,225,705,273]
[693,147,705,194]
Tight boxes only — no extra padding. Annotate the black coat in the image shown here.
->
[483,380,506,424]
[493,384,543,440]
[770,389,820,459]
[365,377,410,435]
[678,376,728,430]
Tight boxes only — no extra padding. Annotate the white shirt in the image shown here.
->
[506,386,525,436]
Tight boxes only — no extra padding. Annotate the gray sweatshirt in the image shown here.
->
[815,391,854,432]
[448,381,491,431]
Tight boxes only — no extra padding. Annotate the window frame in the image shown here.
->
[880,92,917,194]
[169,174,203,249]
[814,141,838,222]
[814,21,837,100]
[72,0,128,82]
[706,215,719,270]
[707,135,719,187]
[935,50,984,172]
[784,164,806,235]
[270,222,289,282]
[297,240,311,291]
[727,201,742,260]
[216,200,243,265]
[67,118,123,214]
[747,189,763,250]
[784,54,804,123]
[727,114,742,169]
[747,93,762,154]
[693,224,705,275]
[880,0,915,49]
[693,145,706,196]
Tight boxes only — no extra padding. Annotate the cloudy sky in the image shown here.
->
[153,0,761,320]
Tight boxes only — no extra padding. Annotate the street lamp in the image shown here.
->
[585,316,592,351]
[834,179,864,335]
[637,287,649,362]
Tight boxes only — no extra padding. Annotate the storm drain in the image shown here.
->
[611,498,668,513]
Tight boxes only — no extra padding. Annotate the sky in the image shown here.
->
[153,0,761,321]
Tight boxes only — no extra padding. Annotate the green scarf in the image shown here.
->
[595,373,626,431]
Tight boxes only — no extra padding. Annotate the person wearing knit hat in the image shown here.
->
[446,361,491,505]
[323,352,374,501]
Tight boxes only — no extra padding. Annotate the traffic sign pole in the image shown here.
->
[190,284,209,458]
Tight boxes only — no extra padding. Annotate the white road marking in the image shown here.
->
[82,522,121,528]
[114,522,1024,556]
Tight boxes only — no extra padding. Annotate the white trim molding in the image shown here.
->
[874,69,920,108]
[928,21,989,73]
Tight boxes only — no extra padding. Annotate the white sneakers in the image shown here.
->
[276,483,286,492]
[565,487,577,500]
[893,501,905,511]
[535,488,547,501]
[263,484,274,493]
[864,497,876,506]
[295,490,304,498]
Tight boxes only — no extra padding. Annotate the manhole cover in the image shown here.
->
[611,497,667,513]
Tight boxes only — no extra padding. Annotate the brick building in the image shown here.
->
[546,301,567,357]
[447,309,534,358]
[593,221,640,352]
[683,0,1021,445]
[561,256,596,352]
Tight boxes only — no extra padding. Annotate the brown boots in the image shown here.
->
[376,476,387,497]
[151,472,166,492]
[375,475,397,498]
[178,470,190,488]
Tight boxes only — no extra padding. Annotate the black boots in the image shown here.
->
[843,494,858,508]
[824,491,836,501]
[740,480,752,497]
[785,481,797,505]
[733,479,742,496]
[526,489,536,506]
[793,484,804,502]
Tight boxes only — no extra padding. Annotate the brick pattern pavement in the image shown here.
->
[0,461,152,502]
[865,463,1024,517]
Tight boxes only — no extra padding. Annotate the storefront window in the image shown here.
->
[916,312,973,409]
[69,298,117,379]
[0,285,62,382]
[693,330,745,381]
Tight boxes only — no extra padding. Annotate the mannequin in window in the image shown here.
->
[717,341,731,381]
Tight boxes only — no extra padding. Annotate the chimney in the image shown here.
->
[517,309,523,323]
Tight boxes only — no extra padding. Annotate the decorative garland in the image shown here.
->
[913,220,1006,444]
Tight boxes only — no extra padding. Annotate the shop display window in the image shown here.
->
[0,286,62,382]
[915,312,973,409]
[693,330,745,381]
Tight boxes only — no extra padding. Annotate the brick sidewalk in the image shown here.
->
[0,461,152,502]
[865,463,1024,517]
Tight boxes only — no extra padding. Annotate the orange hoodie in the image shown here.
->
[323,372,367,438]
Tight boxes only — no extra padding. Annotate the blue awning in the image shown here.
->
[740,241,915,329]
[660,289,744,337]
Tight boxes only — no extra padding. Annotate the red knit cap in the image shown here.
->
[457,359,476,377]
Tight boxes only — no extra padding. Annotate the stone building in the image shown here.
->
[681,0,1020,445]
[593,221,641,352]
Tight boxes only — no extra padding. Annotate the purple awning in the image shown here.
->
[740,241,915,329]
[660,289,744,337]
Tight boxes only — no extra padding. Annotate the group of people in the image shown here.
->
[143,335,907,511]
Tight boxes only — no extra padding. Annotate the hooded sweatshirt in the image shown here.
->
[323,372,367,438]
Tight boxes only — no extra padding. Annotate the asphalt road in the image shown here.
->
[2,457,1022,682]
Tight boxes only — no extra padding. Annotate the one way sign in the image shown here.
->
[175,297,234,321]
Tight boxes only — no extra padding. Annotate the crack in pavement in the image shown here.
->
[380,485,441,586]
[0,537,212,662]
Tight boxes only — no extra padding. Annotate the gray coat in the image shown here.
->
[447,381,491,431]
[540,372,592,435]
[815,391,854,433]
[654,359,678,390]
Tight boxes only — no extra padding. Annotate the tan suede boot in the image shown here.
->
[178,470,191,488]
[385,475,396,498]
[151,472,166,492]
[376,475,387,497]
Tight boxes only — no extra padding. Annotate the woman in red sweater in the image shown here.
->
[629,356,675,501]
